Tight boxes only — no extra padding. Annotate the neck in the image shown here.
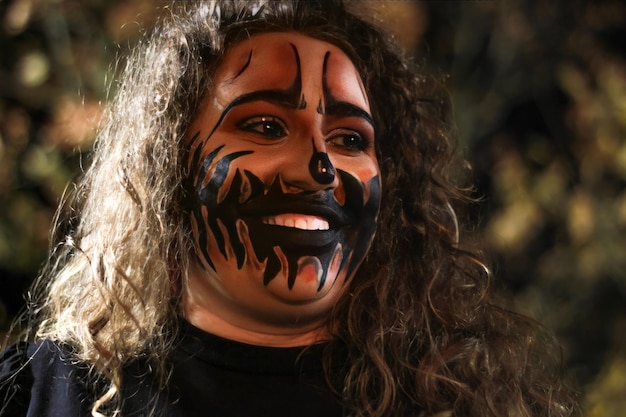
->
[183,302,330,347]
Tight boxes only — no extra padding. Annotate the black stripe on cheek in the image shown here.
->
[187,143,223,270]
[190,148,253,269]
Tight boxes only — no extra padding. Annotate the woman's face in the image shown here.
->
[185,32,380,327]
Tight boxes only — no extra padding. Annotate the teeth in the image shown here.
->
[262,214,330,230]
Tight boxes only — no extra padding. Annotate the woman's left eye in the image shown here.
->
[328,131,369,152]
[238,116,287,139]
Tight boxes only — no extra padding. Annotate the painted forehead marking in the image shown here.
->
[231,49,253,81]
[319,51,373,127]
[205,43,305,141]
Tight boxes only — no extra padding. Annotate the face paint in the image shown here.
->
[184,32,380,327]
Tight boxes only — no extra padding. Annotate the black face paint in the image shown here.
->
[309,139,336,185]
[318,51,373,123]
[232,50,253,80]
[186,138,253,270]
[188,148,380,290]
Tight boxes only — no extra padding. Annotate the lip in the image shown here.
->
[240,194,353,229]
[246,220,340,247]
[261,213,330,230]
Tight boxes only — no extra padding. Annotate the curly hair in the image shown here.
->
[26,1,579,416]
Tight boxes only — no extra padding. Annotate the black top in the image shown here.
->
[0,321,344,417]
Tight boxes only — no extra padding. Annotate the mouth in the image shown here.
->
[241,194,352,231]
[261,213,330,230]
[245,215,339,248]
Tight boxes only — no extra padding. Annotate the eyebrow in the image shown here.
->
[206,89,302,139]
[207,89,373,140]
[324,100,374,127]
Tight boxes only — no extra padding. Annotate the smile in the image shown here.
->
[261,213,330,230]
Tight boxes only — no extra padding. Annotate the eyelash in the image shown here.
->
[237,115,287,139]
[237,115,371,152]
[328,130,370,152]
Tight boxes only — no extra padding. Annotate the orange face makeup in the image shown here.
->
[185,32,380,323]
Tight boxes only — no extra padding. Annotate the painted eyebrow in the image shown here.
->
[206,89,302,139]
[323,101,374,127]
[211,91,374,140]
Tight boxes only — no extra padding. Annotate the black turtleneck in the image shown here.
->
[0,320,345,417]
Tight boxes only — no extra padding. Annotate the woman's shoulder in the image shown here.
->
[1,340,30,377]
[1,338,82,381]
[0,339,93,417]
[1,340,37,409]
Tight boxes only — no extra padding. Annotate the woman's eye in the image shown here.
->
[329,131,369,152]
[238,116,287,139]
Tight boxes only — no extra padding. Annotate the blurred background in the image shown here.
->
[0,1,624,415]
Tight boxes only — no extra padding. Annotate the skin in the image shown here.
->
[183,32,380,346]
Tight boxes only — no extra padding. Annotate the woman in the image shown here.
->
[0,1,579,416]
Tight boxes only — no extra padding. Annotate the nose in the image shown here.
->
[281,138,339,192]
[309,150,335,184]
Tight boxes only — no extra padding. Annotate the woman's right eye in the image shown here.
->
[238,116,287,139]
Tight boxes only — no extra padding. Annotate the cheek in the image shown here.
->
[190,150,274,205]
[333,157,380,202]
[334,153,379,178]
[354,164,379,183]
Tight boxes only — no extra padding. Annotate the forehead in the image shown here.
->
[213,32,368,106]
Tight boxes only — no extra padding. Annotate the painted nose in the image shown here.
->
[281,137,339,192]
[309,151,335,184]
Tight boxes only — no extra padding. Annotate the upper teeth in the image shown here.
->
[262,214,329,230]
